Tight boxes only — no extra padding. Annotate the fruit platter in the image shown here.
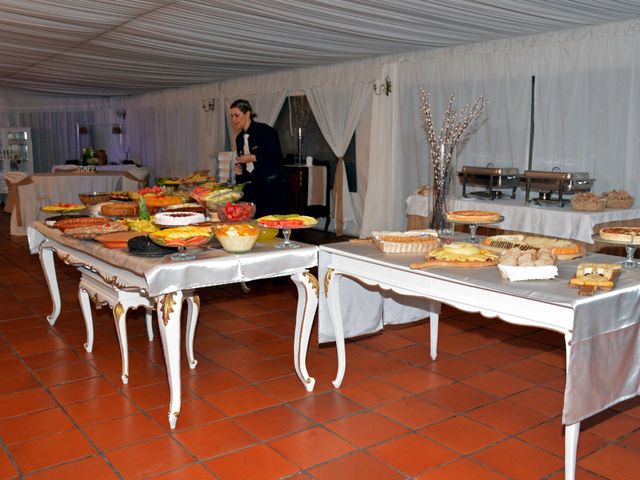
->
[149,226,213,260]
[190,183,244,209]
[41,203,86,214]
[257,214,317,249]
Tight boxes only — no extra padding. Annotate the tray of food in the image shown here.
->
[482,234,584,260]
[154,211,207,227]
[497,247,558,281]
[63,221,129,239]
[95,231,147,249]
[370,229,439,253]
[569,263,622,296]
[410,242,499,269]
[41,203,86,214]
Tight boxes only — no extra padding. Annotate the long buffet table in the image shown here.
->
[317,241,640,480]
[406,195,640,244]
[27,222,319,429]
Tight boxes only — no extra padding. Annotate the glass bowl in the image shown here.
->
[213,223,260,253]
[257,226,279,242]
[216,202,256,222]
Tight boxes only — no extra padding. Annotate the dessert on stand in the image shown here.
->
[446,210,504,243]
[257,214,318,249]
[593,227,640,268]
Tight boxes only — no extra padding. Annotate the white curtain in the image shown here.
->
[305,83,370,236]
[534,26,640,194]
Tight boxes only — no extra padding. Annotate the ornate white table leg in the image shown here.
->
[429,300,441,360]
[564,334,579,480]
[78,287,94,352]
[291,271,319,392]
[144,309,154,341]
[113,303,130,384]
[184,292,199,369]
[40,246,61,325]
[325,268,346,388]
[156,291,184,430]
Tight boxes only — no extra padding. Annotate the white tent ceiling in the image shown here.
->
[3,0,640,97]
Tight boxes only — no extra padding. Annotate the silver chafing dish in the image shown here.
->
[522,168,594,206]
[458,164,520,200]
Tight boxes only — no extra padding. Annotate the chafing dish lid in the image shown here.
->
[460,166,520,175]
[523,170,591,180]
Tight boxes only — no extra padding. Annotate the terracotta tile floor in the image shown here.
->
[1,211,640,479]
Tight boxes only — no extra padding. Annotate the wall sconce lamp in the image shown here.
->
[112,126,123,135]
[116,109,127,120]
[373,77,392,96]
[202,98,215,112]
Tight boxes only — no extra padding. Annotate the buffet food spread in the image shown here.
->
[36,170,318,258]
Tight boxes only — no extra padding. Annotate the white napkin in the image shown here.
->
[243,133,254,173]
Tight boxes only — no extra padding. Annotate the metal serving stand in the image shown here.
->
[522,168,594,207]
[458,164,520,200]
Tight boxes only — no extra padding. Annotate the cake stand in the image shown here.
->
[150,234,212,261]
[258,222,316,249]
[449,216,504,244]
[592,234,640,268]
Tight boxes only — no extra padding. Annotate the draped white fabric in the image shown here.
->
[534,28,640,194]
[305,84,370,236]
[2,1,640,96]
[2,17,640,236]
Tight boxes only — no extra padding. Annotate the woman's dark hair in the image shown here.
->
[230,99,257,118]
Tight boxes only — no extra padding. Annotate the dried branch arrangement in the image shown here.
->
[419,88,486,230]
[419,88,486,190]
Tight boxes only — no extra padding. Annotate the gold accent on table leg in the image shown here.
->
[90,292,99,304]
[302,271,319,297]
[58,253,71,264]
[160,293,177,326]
[169,411,179,418]
[113,302,126,320]
[323,268,334,297]
[193,293,200,309]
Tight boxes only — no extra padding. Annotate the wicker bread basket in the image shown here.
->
[571,193,606,211]
[604,190,635,209]
[371,230,439,253]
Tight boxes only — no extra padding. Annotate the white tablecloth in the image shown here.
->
[406,195,640,244]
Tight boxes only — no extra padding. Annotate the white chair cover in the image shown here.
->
[4,172,43,236]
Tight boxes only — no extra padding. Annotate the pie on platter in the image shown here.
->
[599,227,640,244]
[410,242,499,269]
[446,210,501,223]
[371,229,439,253]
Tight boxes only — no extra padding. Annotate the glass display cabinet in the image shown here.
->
[0,127,33,201]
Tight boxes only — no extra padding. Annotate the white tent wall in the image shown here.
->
[1,19,640,236]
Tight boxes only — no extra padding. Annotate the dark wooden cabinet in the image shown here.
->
[284,164,330,231]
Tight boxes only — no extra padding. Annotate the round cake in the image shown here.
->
[447,210,501,223]
[600,227,640,244]
[154,211,206,227]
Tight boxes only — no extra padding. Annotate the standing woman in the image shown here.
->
[229,99,288,218]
